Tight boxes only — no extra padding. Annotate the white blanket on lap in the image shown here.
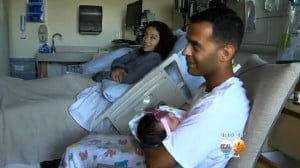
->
[69,79,132,131]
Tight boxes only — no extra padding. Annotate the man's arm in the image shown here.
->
[143,145,177,168]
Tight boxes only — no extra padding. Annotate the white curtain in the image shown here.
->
[0,0,9,76]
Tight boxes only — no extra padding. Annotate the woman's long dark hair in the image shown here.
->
[143,21,176,60]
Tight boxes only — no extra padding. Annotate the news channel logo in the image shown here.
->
[220,138,246,158]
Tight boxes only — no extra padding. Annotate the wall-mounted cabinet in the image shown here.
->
[27,0,45,22]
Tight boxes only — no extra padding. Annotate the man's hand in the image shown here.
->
[111,68,127,83]
[144,145,177,168]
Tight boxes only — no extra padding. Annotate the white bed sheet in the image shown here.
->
[0,74,94,166]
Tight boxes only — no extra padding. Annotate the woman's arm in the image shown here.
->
[111,51,137,71]
[122,52,161,84]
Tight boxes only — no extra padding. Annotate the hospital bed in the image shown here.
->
[1,46,198,168]
[0,29,198,167]
[60,53,193,168]
[92,53,192,134]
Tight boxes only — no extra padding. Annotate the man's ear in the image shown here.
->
[219,44,236,62]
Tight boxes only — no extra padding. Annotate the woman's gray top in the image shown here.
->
[92,49,161,84]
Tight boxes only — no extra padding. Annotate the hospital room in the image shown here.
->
[0,0,300,167]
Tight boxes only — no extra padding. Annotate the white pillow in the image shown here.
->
[169,31,187,56]
[169,31,206,96]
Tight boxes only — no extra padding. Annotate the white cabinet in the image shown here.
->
[36,53,95,77]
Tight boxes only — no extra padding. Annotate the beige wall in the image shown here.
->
[0,0,9,75]
[6,0,289,65]
[144,0,174,27]
[8,0,179,59]
[228,0,289,60]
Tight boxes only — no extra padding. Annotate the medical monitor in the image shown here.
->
[126,0,143,28]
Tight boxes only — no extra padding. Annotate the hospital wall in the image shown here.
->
[0,0,9,76]
[228,0,289,63]
[7,0,178,59]
[1,0,291,76]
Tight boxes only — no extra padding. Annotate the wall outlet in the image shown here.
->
[20,32,27,39]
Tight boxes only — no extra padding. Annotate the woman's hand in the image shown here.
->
[111,68,127,83]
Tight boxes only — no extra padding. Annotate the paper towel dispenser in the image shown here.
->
[79,5,102,35]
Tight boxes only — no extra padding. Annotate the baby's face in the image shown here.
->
[165,113,181,131]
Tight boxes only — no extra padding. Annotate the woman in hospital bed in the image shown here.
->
[69,21,177,131]
[92,21,176,84]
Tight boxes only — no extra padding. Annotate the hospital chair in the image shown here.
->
[228,54,300,167]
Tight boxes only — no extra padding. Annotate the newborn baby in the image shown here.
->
[129,105,186,147]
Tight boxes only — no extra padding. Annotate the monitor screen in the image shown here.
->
[126,0,142,28]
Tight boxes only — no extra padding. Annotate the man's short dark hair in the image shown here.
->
[190,8,244,49]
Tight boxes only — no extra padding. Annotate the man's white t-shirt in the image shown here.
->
[163,77,250,168]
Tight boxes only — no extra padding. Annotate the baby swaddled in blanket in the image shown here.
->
[130,105,186,147]
[60,105,186,168]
